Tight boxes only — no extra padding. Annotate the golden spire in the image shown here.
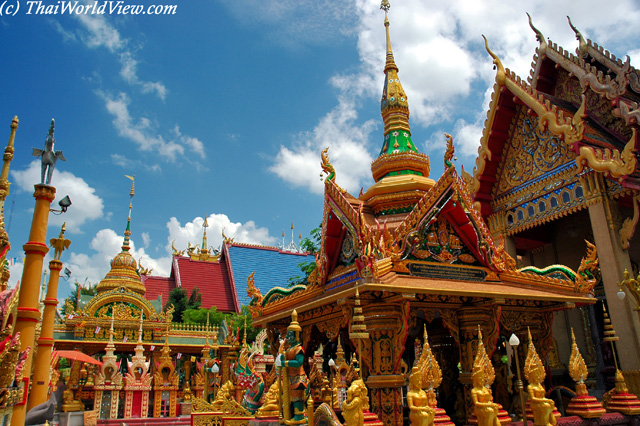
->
[96,175,145,296]
[202,215,209,252]
[122,174,135,252]
[379,0,412,140]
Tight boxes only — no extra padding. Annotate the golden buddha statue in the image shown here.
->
[256,380,280,418]
[211,380,235,412]
[525,330,557,426]
[407,367,435,426]
[471,330,500,426]
[342,379,368,426]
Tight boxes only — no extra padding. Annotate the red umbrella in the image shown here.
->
[53,350,103,366]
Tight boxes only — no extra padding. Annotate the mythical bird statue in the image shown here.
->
[32,119,66,185]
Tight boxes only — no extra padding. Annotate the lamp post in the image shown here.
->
[509,333,527,424]
[211,362,220,400]
[328,358,335,408]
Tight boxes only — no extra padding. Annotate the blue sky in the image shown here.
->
[2,0,639,302]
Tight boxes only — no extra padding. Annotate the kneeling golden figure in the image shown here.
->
[407,367,435,426]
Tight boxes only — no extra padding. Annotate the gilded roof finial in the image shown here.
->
[202,215,209,251]
[122,174,135,252]
[483,35,506,86]
[379,0,413,147]
[526,13,546,48]
[137,310,144,344]
[567,16,588,57]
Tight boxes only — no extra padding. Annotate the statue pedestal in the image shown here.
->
[434,406,455,426]
[58,411,85,426]
[249,419,280,426]
[180,402,192,416]
[566,395,606,418]
[605,392,640,415]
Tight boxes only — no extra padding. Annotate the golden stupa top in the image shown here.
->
[96,176,145,296]
[379,1,412,145]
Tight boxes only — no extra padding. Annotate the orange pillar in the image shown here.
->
[11,184,55,426]
[29,227,68,409]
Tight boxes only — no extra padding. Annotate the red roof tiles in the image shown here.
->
[142,256,237,313]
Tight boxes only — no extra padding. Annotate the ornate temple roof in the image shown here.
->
[467,16,639,242]
[142,240,314,311]
[95,180,145,296]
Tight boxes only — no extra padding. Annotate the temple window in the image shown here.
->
[527,206,535,218]
[517,210,524,221]
[538,201,546,212]
[507,213,514,225]
[575,185,584,198]
[550,196,558,208]
[562,191,571,203]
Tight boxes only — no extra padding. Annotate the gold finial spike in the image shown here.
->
[125,174,135,197]
[242,314,248,348]
[567,16,587,56]
[526,12,546,46]
[138,310,144,344]
[381,0,397,74]
[423,324,427,341]
[482,35,506,86]
[202,214,209,252]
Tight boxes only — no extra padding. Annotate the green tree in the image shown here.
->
[289,226,321,286]
[165,287,202,322]
[60,281,97,315]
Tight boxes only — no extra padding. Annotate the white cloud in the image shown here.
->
[270,98,377,195]
[52,10,211,165]
[141,232,151,249]
[119,52,167,101]
[166,214,277,255]
[11,161,104,233]
[173,126,206,159]
[75,13,123,52]
[69,14,167,100]
[99,92,185,160]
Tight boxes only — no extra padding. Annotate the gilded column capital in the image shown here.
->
[33,184,56,202]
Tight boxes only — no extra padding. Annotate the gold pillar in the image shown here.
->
[0,116,18,292]
[358,301,409,426]
[456,307,500,422]
[29,223,70,408]
[11,184,55,426]
[588,200,640,369]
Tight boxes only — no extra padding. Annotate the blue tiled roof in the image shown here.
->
[226,244,315,307]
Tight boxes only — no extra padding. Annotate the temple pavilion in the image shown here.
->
[249,8,640,426]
